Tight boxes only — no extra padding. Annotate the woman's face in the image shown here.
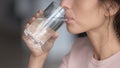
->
[61,0,107,34]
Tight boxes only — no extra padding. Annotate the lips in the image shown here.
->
[65,15,74,23]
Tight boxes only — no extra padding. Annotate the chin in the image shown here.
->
[67,28,84,34]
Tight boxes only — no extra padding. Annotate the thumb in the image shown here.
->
[48,32,59,43]
[41,32,59,52]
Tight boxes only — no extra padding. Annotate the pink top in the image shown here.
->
[59,37,120,68]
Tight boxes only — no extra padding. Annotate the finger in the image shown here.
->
[22,34,42,51]
[22,34,32,46]
[41,32,59,52]
[22,10,44,38]
[22,35,43,56]
[22,34,35,48]
[45,32,59,45]
[32,10,44,19]
[38,10,44,17]
[23,10,44,30]
[36,10,44,18]
[27,17,36,25]
[27,10,44,25]
[52,32,59,39]
[45,32,59,46]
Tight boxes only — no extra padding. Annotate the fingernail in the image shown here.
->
[32,17,36,20]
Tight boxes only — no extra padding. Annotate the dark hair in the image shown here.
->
[113,1,120,40]
[102,0,120,40]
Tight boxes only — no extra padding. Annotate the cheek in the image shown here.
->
[66,20,88,34]
[67,9,106,34]
[66,0,106,34]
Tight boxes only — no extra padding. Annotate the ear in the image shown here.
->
[104,3,119,17]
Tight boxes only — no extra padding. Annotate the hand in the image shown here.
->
[22,10,58,57]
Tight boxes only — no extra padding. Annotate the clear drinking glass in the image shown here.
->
[24,2,66,47]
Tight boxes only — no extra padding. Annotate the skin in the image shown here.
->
[61,0,120,60]
[23,0,120,68]
[23,10,59,68]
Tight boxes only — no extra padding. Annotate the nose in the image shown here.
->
[60,0,72,10]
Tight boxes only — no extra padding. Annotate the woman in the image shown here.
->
[23,0,120,68]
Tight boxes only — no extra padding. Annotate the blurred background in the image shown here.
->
[0,0,77,68]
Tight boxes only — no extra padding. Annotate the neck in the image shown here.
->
[87,22,120,60]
